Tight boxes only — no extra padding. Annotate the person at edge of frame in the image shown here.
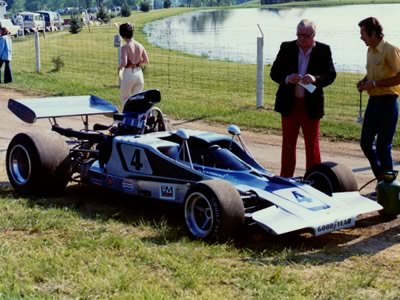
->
[356,17,400,184]
[0,27,13,84]
[270,19,336,177]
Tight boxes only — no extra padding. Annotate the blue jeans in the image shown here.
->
[360,95,398,178]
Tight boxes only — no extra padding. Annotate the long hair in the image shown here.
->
[358,17,384,39]
[1,27,10,36]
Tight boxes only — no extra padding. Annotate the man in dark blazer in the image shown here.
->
[270,19,336,177]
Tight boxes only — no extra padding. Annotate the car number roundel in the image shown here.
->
[117,143,153,174]
[274,188,329,211]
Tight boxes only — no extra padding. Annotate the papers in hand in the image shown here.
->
[298,82,316,93]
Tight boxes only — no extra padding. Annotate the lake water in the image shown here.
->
[144,4,400,73]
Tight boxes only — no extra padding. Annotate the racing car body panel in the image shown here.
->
[83,128,382,236]
[8,95,118,124]
[105,133,206,181]
[86,160,191,203]
[329,191,383,215]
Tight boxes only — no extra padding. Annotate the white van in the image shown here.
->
[0,18,21,37]
[36,11,64,31]
[111,6,121,15]
[19,12,44,32]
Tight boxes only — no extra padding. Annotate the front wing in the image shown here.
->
[249,187,382,236]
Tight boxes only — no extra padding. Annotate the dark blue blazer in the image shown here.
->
[270,40,336,119]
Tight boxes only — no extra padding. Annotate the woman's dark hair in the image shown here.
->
[119,23,134,39]
[358,17,384,39]
[1,27,9,35]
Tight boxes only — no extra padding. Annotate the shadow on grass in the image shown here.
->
[0,181,186,245]
[237,213,400,266]
[1,180,398,263]
[51,184,187,245]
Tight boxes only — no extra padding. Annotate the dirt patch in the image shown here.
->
[1,87,399,256]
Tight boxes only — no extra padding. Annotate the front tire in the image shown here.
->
[304,161,358,196]
[184,180,245,243]
[6,130,71,196]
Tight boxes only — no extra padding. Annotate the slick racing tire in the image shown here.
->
[304,161,358,196]
[6,130,71,196]
[184,180,245,243]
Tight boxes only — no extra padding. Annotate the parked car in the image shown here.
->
[111,6,121,15]
[19,12,44,32]
[63,7,79,15]
[87,7,99,14]
[36,11,64,31]
[0,18,21,37]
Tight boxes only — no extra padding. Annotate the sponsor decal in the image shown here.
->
[211,197,220,235]
[160,184,175,200]
[317,218,354,234]
[122,179,137,191]
[202,170,223,178]
[106,176,114,187]
[90,178,103,186]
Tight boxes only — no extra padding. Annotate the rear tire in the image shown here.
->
[304,161,358,196]
[6,130,71,196]
[184,180,245,243]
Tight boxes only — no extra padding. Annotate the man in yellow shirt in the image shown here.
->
[357,17,400,180]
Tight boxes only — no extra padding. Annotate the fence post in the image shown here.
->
[34,31,41,73]
[114,34,122,85]
[256,24,264,108]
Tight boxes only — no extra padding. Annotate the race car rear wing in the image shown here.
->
[8,95,118,124]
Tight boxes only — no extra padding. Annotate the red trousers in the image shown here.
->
[280,98,321,177]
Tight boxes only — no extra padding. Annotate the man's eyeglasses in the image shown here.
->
[296,32,315,39]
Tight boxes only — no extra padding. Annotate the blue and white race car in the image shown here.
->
[6,90,382,242]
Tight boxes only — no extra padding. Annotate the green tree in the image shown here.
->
[139,1,150,11]
[121,1,131,17]
[84,0,96,8]
[163,0,171,8]
[96,5,111,23]
[9,0,26,14]
[68,13,82,34]
[25,0,42,11]
[102,0,114,7]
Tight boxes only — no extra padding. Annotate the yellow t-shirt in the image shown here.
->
[367,39,400,96]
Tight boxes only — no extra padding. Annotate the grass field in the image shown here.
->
[1,1,400,298]
[1,184,399,298]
